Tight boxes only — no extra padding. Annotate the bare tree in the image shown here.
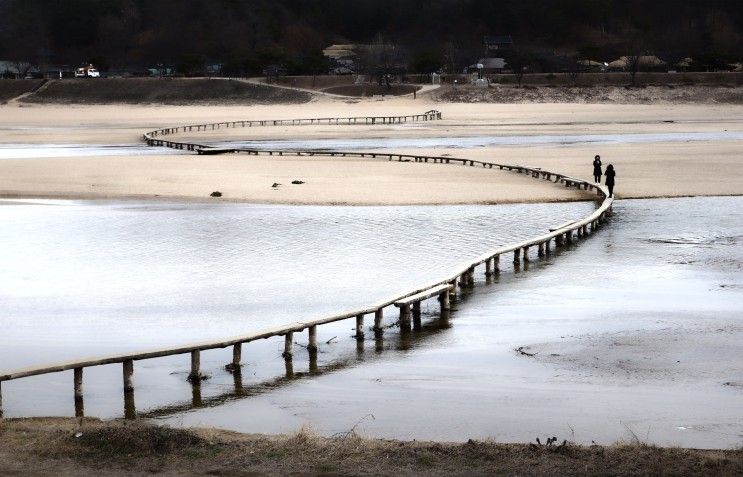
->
[627,54,641,87]
[12,60,33,78]
[359,33,400,88]
[443,39,460,74]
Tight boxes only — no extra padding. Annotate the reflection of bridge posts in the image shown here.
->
[284,356,294,379]
[233,368,243,393]
[374,330,384,353]
[412,302,422,331]
[439,309,451,329]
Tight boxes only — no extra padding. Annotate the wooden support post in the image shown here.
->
[485,258,492,276]
[123,359,134,392]
[439,289,450,310]
[356,314,365,340]
[493,254,500,273]
[74,367,83,399]
[468,266,475,284]
[538,243,545,257]
[230,343,242,369]
[399,304,412,331]
[513,249,520,264]
[545,239,551,253]
[189,350,201,381]
[412,302,422,330]
[308,325,318,351]
[283,332,294,358]
[450,279,458,297]
[566,231,573,243]
[522,247,529,261]
[374,309,384,330]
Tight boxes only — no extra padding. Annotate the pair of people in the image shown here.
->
[592,155,616,198]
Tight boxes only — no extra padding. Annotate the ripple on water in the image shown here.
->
[0,199,597,367]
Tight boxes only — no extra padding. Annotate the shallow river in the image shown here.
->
[3,130,743,159]
[1,196,741,448]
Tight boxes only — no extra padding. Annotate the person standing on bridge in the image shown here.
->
[604,164,616,197]
[592,155,602,183]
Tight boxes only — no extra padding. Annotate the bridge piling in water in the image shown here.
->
[283,332,294,358]
[308,325,318,351]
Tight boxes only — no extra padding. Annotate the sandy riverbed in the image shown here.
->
[0,99,741,203]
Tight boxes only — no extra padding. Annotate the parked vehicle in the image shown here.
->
[74,64,100,78]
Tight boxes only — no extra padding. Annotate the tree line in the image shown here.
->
[0,0,741,75]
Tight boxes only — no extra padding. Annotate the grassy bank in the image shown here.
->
[430,84,743,104]
[20,78,313,105]
[0,79,44,103]
[1,419,741,476]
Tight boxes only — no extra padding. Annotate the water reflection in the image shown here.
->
[127,305,455,420]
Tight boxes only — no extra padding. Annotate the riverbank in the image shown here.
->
[0,101,741,203]
[1,419,740,477]
[2,78,312,105]
[430,84,743,104]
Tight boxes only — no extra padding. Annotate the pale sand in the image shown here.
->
[0,99,741,203]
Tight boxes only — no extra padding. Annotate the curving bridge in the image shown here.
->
[0,111,613,418]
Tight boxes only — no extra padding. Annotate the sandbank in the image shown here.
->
[0,98,741,203]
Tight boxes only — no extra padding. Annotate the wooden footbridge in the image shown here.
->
[0,110,613,418]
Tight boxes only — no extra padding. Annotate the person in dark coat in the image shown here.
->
[592,155,602,183]
[604,164,616,197]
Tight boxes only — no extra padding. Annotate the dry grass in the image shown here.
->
[431,84,743,104]
[1,418,741,476]
[21,78,312,105]
[0,79,43,103]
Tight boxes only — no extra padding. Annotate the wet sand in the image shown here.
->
[0,100,741,203]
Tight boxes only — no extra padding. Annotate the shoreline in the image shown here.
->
[1,418,741,476]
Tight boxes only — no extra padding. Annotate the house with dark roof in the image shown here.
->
[483,35,513,54]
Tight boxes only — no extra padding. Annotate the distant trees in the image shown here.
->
[0,0,741,75]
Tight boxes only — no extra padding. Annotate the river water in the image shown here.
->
[1,196,741,448]
[3,130,743,159]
